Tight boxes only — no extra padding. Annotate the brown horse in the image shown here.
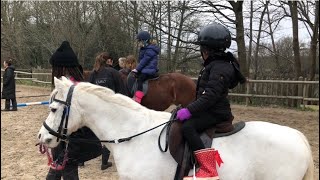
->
[83,70,196,111]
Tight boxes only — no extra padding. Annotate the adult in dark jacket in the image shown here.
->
[46,41,106,180]
[1,59,17,111]
[132,31,160,103]
[89,52,128,96]
[176,23,246,180]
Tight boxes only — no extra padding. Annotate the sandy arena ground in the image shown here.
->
[1,85,319,180]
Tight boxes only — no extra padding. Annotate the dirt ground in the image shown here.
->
[1,85,319,180]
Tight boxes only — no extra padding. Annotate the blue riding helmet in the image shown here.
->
[136,31,151,41]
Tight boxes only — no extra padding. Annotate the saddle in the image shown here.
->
[166,110,245,180]
[127,72,159,97]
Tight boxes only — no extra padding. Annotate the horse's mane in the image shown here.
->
[73,81,147,112]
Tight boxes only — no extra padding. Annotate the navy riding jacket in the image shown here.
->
[136,44,160,75]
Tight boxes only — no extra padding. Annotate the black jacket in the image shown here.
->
[89,66,128,96]
[187,53,240,120]
[51,127,102,165]
[1,66,16,99]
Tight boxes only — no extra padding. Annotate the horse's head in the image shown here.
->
[38,76,82,148]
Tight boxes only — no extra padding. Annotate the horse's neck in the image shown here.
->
[76,89,169,141]
[78,94,176,179]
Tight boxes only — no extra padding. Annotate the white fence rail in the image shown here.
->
[1,69,51,84]
[2,69,319,108]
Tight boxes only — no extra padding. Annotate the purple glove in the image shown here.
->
[176,108,192,122]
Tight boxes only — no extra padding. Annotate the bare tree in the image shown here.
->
[228,1,248,77]
[297,1,319,80]
[288,1,302,78]
[253,1,268,79]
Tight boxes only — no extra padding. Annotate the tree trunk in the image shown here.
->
[253,3,268,80]
[167,1,172,72]
[247,1,253,79]
[289,1,302,79]
[266,3,280,76]
[229,1,248,78]
[309,1,319,81]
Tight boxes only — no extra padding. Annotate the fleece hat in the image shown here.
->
[49,41,79,67]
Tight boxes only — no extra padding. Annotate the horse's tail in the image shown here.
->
[300,132,315,180]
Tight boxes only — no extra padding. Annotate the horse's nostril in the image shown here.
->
[38,134,41,139]
[45,138,52,144]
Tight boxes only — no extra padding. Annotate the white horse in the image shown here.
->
[38,77,315,180]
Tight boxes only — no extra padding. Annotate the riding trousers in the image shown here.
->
[46,164,79,180]
[137,73,156,91]
[181,112,228,152]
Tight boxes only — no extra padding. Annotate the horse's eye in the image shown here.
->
[51,108,57,113]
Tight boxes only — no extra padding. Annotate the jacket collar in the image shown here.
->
[203,56,215,67]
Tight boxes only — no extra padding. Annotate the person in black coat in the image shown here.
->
[46,41,106,180]
[88,52,129,171]
[1,59,17,111]
[89,52,128,96]
[176,23,246,179]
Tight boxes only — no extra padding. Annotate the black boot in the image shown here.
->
[11,98,17,111]
[101,145,112,170]
[2,99,10,111]
[46,168,62,180]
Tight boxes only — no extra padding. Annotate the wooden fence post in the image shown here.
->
[297,76,303,108]
[302,77,307,109]
[280,78,284,106]
[246,79,250,106]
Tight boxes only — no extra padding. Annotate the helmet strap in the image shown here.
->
[143,40,149,47]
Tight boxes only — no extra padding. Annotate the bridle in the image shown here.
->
[41,83,179,151]
[43,85,75,142]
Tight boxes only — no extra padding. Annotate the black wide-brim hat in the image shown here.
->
[49,41,79,67]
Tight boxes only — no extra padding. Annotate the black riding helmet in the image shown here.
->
[136,31,151,41]
[196,23,231,50]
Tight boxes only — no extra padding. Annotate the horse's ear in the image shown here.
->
[54,77,63,89]
[61,76,73,86]
[61,76,68,83]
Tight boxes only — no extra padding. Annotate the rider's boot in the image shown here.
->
[183,148,223,180]
[133,91,144,104]
[101,145,112,170]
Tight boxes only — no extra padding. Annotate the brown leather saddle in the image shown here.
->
[163,108,245,180]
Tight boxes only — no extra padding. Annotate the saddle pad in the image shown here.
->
[201,121,246,148]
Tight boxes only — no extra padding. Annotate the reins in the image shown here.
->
[67,106,180,146]
[67,120,173,144]
[41,83,181,151]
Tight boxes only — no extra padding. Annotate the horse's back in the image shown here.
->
[213,121,313,180]
[142,73,196,111]
[164,73,196,106]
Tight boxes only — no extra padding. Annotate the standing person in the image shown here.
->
[88,52,128,170]
[46,41,104,180]
[119,55,137,77]
[131,31,160,104]
[118,57,126,70]
[89,52,128,96]
[1,59,17,111]
[176,23,246,180]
